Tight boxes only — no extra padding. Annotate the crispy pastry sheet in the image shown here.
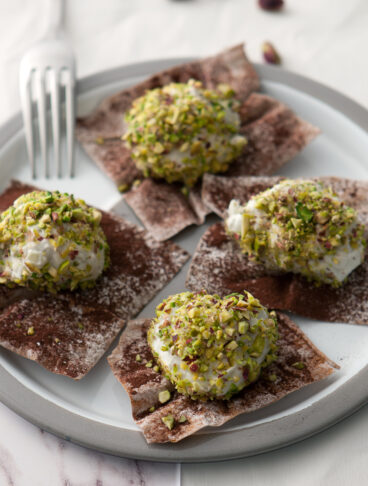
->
[0,181,189,378]
[108,315,337,443]
[77,45,319,240]
[76,44,259,188]
[186,175,368,325]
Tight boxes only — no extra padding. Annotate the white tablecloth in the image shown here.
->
[1,1,368,484]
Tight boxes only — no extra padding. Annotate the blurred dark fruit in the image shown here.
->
[258,0,284,10]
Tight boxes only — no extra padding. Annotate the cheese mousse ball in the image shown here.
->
[0,191,110,292]
[123,79,247,188]
[226,179,366,287]
[148,291,278,401]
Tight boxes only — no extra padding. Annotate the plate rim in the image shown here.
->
[1,57,368,463]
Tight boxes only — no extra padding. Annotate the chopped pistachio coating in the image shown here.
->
[0,191,110,292]
[147,291,278,401]
[226,179,366,287]
[123,79,247,187]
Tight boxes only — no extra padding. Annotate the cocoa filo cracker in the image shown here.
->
[108,315,337,443]
[122,93,319,241]
[226,93,320,178]
[0,292,124,379]
[123,179,212,241]
[186,174,368,325]
[201,173,283,217]
[76,44,259,189]
[0,181,189,378]
[76,45,319,240]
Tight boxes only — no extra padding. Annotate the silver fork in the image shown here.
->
[19,0,76,178]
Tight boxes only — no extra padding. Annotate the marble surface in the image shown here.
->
[1,0,368,484]
[0,402,180,485]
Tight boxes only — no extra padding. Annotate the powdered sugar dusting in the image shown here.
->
[77,210,189,319]
[76,49,319,240]
[202,173,283,217]
[186,222,283,295]
[190,176,368,325]
[0,295,124,379]
[0,181,189,378]
[76,45,258,187]
[124,179,200,241]
[227,93,320,177]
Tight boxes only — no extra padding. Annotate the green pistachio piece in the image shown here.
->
[118,184,129,193]
[226,340,238,351]
[296,202,313,223]
[58,261,70,274]
[238,321,248,334]
[158,390,171,403]
[291,361,305,370]
[161,414,175,430]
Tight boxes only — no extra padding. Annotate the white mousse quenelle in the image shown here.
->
[123,79,247,188]
[0,191,110,292]
[147,291,278,401]
[225,179,366,287]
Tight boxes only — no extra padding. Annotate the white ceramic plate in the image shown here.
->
[1,58,368,463]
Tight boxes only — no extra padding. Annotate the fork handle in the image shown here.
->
[44,0,65,39]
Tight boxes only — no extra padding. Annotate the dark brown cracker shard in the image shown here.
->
[189,175,368,325]
[76,45,320,241]
[0,294,124,380]
[77,208,189,319]
[0,181,189,378]
[124,179,211,241]
[76,44,259,188]
[108,316,337,444]
[107,319,175,418]
[198,44,260,100]
[228,93,321,177]
[202,173,283,217]
[123,93,319,240]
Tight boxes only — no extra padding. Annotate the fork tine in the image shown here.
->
[64,69,75,177]
[49,69,61,177]
[20,72,36,178]
[35,69,49,178]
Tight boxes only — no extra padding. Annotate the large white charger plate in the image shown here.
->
[0,58,368,463]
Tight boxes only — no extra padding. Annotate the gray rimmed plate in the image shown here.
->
[1,57,368,463]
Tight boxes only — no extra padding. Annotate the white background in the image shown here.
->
[0,1,368,485]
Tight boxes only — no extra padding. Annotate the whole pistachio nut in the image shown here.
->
[262,41,281,65]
